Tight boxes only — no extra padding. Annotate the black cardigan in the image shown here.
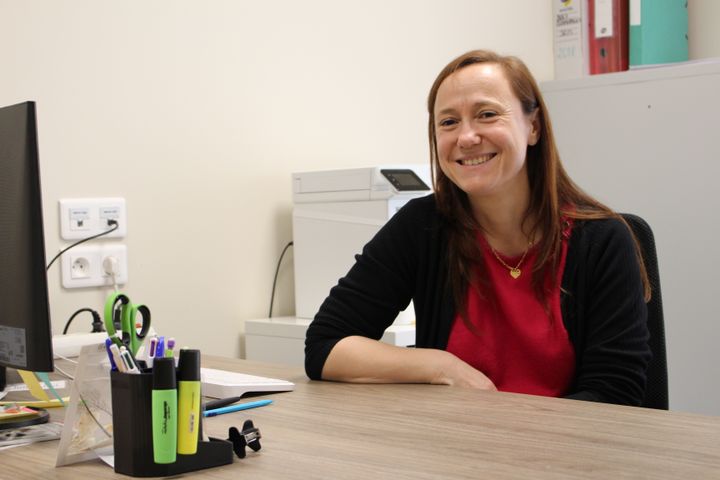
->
[305,195,651,406]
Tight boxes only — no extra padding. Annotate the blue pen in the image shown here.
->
[202,399,273,418]
[105,337,118,371]
[155,336,165,358]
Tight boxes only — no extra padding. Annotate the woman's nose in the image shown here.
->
[457,124,481,149]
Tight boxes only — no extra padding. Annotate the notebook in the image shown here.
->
[200,368,295,399]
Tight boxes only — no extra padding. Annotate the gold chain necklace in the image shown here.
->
[489,243,532,279]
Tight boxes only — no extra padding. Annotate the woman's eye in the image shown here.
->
[478,111,497,119]
[438,118,457,127]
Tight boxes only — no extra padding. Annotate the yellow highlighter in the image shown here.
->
[176,349,201,455]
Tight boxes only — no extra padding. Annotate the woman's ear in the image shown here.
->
[528,109,541,146]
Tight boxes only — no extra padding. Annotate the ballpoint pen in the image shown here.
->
[110,343,126,372]
[202,399,273,418]
[105,337,118,371]
[202,396,245,411]
[155,336,165,359]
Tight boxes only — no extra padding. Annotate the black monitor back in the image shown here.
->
[0,101,54,390]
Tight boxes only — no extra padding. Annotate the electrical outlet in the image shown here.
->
[59,198,127,240]
[70,257,92,279]
[61,244,128,288]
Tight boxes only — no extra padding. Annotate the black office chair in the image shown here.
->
[621,214,669,410]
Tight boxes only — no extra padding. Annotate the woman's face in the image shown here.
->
[433,63,539,204]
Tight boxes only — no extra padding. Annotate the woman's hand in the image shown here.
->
[431,350,497,391]
[322,336,496,391]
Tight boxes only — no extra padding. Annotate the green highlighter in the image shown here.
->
[152,357,177,464]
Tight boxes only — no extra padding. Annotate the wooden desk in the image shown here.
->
[2,356,719,479]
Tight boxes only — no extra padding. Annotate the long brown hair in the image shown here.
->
[427,50,650,322]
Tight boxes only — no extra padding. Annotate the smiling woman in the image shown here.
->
[433,62,539,220]
[305,49,653,407]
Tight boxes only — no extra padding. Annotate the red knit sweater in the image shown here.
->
[446,233,575,397]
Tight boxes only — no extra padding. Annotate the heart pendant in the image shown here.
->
[510,268,521,279]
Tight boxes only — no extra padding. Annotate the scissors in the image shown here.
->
[104,292,151,356]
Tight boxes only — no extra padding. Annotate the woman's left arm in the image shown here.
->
[565,219,652,406]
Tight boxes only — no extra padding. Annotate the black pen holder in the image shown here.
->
[110,370,233,477]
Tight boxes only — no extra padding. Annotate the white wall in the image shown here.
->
[0,0,553,358]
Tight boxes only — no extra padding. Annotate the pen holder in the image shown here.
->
[110,370,233,477]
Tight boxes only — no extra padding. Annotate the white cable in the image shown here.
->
[52,352,79,379]
[52,363,76,381]
[53,352,78,364]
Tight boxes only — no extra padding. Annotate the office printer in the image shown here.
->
[292,165,432,323]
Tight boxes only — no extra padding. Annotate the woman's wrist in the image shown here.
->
[423,348,459,385]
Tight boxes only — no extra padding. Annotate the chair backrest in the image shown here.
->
[621,214,669,410]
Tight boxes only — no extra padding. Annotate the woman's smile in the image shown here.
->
[457,153,496,166]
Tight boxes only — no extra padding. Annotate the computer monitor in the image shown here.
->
[0,101,54,392]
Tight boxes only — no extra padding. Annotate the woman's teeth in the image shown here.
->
[459,153,495,166]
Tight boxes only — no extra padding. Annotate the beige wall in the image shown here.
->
[0,0,553,358]
[688,0,720,59]
[1,1,717,360]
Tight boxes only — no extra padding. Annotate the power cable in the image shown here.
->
[46,220,119,271]
[268,241,293,318]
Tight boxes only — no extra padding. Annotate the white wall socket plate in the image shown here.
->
[59,197,127,240]
[61,244,128,288]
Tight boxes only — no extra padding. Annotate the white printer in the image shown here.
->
[292,165,432,323]
[244,165,431,366]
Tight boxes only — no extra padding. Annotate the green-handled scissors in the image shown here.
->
[104,293,151,356]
